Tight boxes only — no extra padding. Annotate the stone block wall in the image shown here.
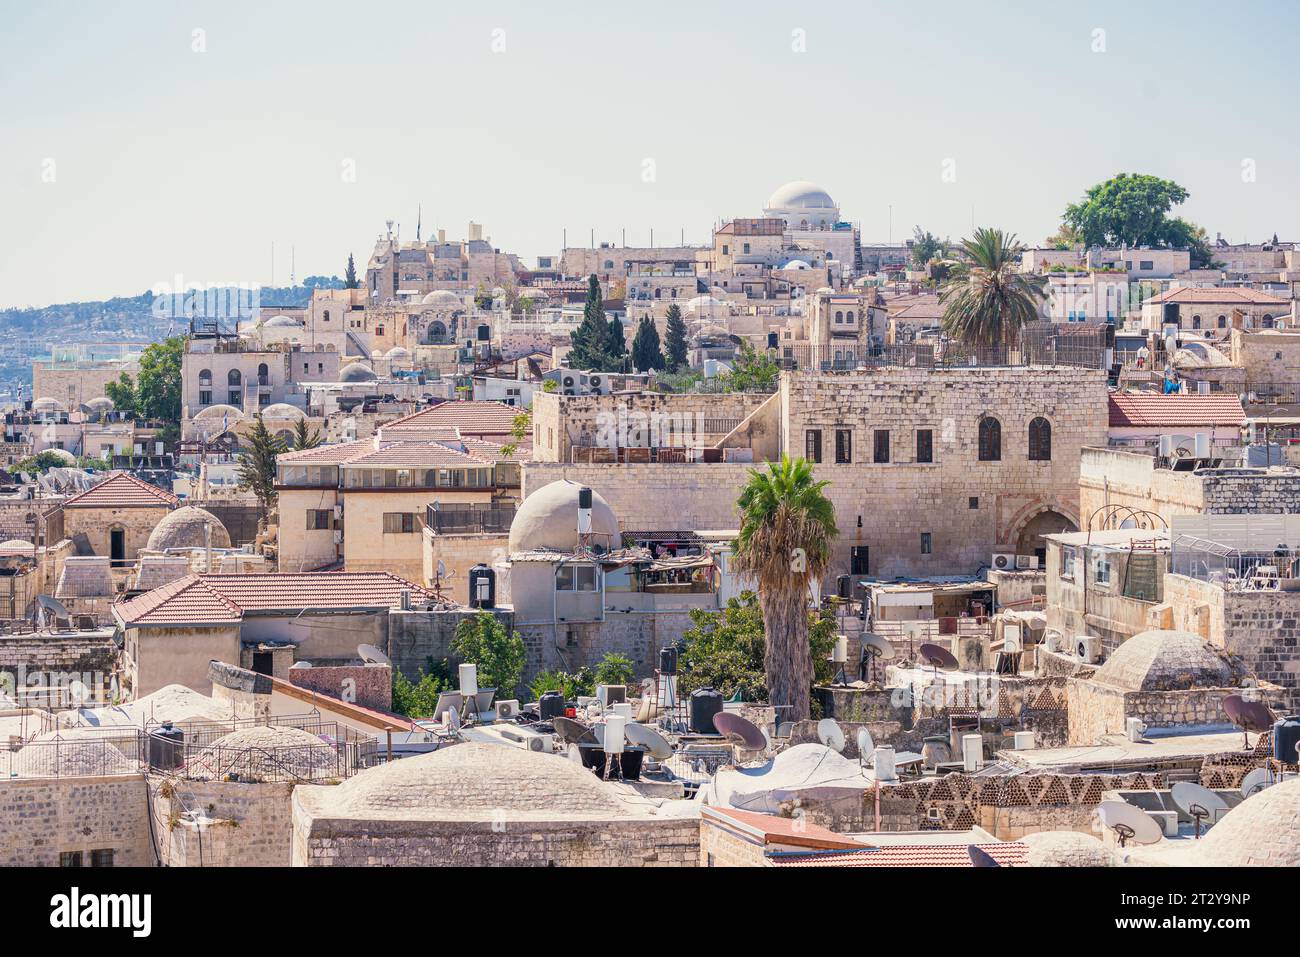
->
[0,774,153,867]
[288,663,392,712]
[151,777,294,867]
[1066,680,1239,745]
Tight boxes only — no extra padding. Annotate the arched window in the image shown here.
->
[323,309,330,322]
[835,310,843,322]
[1028,417,1052,461]
[227,369,241,385]
[198,369,212,385]
[978,416,1001,461]
[1217,315,1227,328]
[1192,315,1202,329]
[257,362,269,385]
[1263,314,1275,328]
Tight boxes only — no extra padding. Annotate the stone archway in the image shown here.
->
[1015,509,1077,564]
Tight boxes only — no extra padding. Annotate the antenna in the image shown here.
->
[856,728,875,770]
[1240,767,1276,798]
[1097,801,1163,848]
[859,633,894,685]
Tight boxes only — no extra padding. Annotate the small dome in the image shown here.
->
[42,448,77,465]
[1196,776,1300,866]
[145,505,232,552]
[766,180,836,212]
[189,726,337,782]
[193,404,243,421]
[782,259,811,270]
[263,314,301,328]
[339,362,378,382]
[385,346,411,359]
[1021,831,1115,867]
[509,480,618,553]
[1092,630,1235,692]
[0,539,34,549]
[421,290,463,309]
[32,397,63,411]
[86,396,114,410]
[261,403,305,419]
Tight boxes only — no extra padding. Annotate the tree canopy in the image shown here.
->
[451,611,526,699]
[939,228,1047,349]
[663,303,689,373]
[236,416,285,514]
[104,336,184,431]
[631,316,666,372]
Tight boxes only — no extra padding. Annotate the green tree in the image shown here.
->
[236,415,285,515]
[939,228,1047,349]
[594,653,635,687]
[451,611,527,699]
[13,451,76,473]
[663,303,689,372]
[630,316,666,372]
[605,314,627,369]
[345,253,359,289]
[529,667,595,701]
[105,336,184,437]
[732,456,838,721]
[678,592,837,701]
[568,274,610,370]
[392,668,448,718]
[721,340,781,392]
[910,226,948,267]
[1062,173,1207,253]
[292,417,322,450]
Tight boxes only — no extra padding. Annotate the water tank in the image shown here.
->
[538,690,566,720]
[659,646,679,676]
[604,714,626,755]
[873,745,897,781]
[149,722,185,771]
[836,574,851,599]
[1273,715,1300,764]
[1246,443,1284,468]
[961,733,983,772]
[688,686,724,734]
[467,564,496,609]
[476,323,490,341]
[458,663,479,698]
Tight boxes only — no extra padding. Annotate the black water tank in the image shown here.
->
[1273,715,1300,763]
[468,563,496,609]
[539,690,566,720]
[578,486,593,509]
[149,722,185,771]
[837,574,852,599]
[659,646,679,675]
[767,331,779,350]
[689,686,724,734]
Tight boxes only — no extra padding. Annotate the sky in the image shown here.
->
[1,0,1296,308]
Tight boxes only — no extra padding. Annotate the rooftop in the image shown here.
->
[1147,287,1289,305]
[57,472,179,510]
[1108,392,1246,429]
[381,400,520,436]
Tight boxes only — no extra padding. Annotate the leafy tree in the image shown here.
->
[594,653,635,687]
[630,316,666,372]
[345,253,359,289]
[1044,222,1082,250]
[663,303,689,372]
[529,666,595,702]
[236,415,285,514]
[451,611,526,699]
[13,451,76,473]
[1062,173,1207,253]
[732,456,838,721]
[939,228,1047,349]
[910,227,949,267]
[568,274,610,370]
[392,667,448,718]
[678,592,837,702]
[721,340,781,392]
[105,336,184,438]
[292,417,322,450]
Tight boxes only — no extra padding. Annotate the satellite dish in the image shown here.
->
[861,633,894,660]
[1170,782,1229,838]
[967,845,1001,868]
[856,728,876,763]
[36,594,71,624]
[1097,801,1163,847]
[625,721,673,761]
[1240,767,1277,798]
[918,642,960,677]
[552,716,597,746]
[714,712,767,751]
[1223,694,1274,747]
[357,643,391,666]
[445,706,462,732]
[817,718,846,753]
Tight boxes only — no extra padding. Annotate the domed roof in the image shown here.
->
[263,314,302,328]
[43,448,77,465]
[145,505,232,552]
[782,259,811,270]
[0,539,34,549]
[339,362,378,382]
[421,290,462,308]
[1021,831,1115,867]
[509,480,618,553]
[1092,630,1235,692]
[31,397,63,411]
[193,404,243,421]
[190,726,337,782]
[766,180,836,211]
[1196,776,1300,866]
[312,742,631,820]
[261,403,305,419]
[86,396,114,410]
[385,346,411,359]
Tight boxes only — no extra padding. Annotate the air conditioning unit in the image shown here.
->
[1076,636,1103,664]
[1015,555,1039,570]
[589,375,602,389]
[991,553,1015,571]
[494,699,520,720]
[562,376,575,387]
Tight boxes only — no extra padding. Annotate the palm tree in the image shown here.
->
[732,456,838,722]
[939,228,1047,349]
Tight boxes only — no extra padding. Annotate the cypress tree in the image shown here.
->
[631,316,666,372]
[664,303,689,372]
[568,274,609,370]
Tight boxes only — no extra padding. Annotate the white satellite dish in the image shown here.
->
[1097,801,1163,847]
[856,728,875,763]
[817,718,846,753]
[625,721,673,761]
[357,643,391,666]
[1170,782,1228,837]
[445,707,462,732]
[1240,767,1277,798]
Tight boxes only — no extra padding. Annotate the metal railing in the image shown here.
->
[1,729,147,779]
[775,332,1108,374]
[426,503,516,534]
[1170,535,1300,590]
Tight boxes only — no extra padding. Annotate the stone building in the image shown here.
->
[43,472,180,566]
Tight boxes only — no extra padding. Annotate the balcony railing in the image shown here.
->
[426,503,516,534]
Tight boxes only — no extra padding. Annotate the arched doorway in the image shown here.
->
[1015,509,1077,566]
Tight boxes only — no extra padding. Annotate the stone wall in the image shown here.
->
[288,663,392,712]
[0,633,117,703]
[0,774,153,866]
[420,529,510,604]
[151,777,294,867]
[1067,680,1238,745]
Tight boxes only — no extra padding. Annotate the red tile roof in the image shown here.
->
[277,436,511,469]
[704,806,869,851]
[113,572,439,627]
[1147,287,1289,305]
[60,472,180,510]
[381,401,521,436]
[768,842,1027,867]
[1108,392,1246,428]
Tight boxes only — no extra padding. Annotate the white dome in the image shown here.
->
[261,403,305,419]
[685,295,730,317]
[86,396,114,410]
[421,290,462,309]
[339,362,378,383]
[42,448,77,465]
[31,397,63,411]
[263,314,301,328]
[385,347,411,359]
[1196,776,1300,866]
[782,259,811,270]
[509,481,618,553]
[766,180,836,211]
[193,404,243,421]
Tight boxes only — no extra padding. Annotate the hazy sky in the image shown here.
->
[1,0,1295,308]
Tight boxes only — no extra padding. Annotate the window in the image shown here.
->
[1139,260,1154,271]
[916,429,933,464]
[1028,417,1052,461]
[743,243,751,254]
[850,546,869,575]
[90,848,114,868]
[978,416,1001,461]
[1092,551,1112,586]
[306,509,332,530]
[805,429,822,463]
[556,565,598,591]
[873,429,890,464]
[198,368,212,386]
[382,513,418,534]
[59,851,82,867]
[199,389,212,406]
[920,533,932,554]
[835,429,852,464]
[257,362,269,385]
[969,496,979,509]
[1061,545,1076,580]
[228,369,241,385]
[721,245,729,255]
[1218,315,1227,328]
[323,309,330,322]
